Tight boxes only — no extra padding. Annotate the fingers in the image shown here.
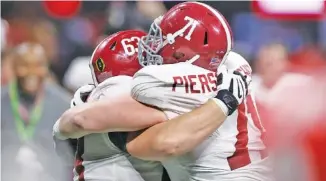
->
[72,84,95,107]
[216,72,223,86]
[233,71,247,85]
[229,78,234,94]
[233,70,249,96]
[80,84,96,94]
[214,67,250,115]
[236,78,243,98]
[233,71,250,90]
[70,99,76,108]
[216,65,230,90]
[216,67,249,102]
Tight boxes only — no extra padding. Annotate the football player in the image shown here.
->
[54,2,266,181]
[125,2,269,181]
[54,30,164,181]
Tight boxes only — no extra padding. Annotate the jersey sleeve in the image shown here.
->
[89,75,133,101]
[131,65,167,108]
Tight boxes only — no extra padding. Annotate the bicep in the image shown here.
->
[126,122,168,161]
[126,100,227,159]
[76,94,166,132]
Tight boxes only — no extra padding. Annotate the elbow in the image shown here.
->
[60,109,85,132]
[70,112,87,130]
[53,120,68,140]
[152,135,183,158]
[54,108,92,139]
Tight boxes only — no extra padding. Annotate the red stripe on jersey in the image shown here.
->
[227,102,251,170]
[246,95,268,159]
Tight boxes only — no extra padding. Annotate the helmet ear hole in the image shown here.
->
[203,31,208,45]
[110,41,117,50]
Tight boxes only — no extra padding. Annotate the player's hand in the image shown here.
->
[217,66,249,103]
[214,65,249,115]
[70,84,95,107]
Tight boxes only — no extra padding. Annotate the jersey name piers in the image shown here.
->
[172,72,217,94]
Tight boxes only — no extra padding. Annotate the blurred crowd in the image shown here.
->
[1,1,326,181]
[2,1,326,90]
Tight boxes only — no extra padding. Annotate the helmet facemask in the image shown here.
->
[138,20,165,67]
[139,15,204,67]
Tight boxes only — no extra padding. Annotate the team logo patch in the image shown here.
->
[209,57,222,70]
[95,58,105,72]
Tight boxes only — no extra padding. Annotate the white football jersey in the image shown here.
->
[74,75,163,181]
[131,52,270,181]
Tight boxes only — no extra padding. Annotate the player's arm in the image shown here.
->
[126,99,227,161]
[126,66,249,160]
[55,94,166,139]
[53,84,95,140]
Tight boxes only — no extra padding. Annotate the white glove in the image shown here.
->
[217,65,248,105]
[213,65,249,116]
[70,84,95,107]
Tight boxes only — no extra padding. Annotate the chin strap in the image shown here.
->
[185,54,200,64]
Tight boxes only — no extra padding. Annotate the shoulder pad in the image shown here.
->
[224,51,252,77]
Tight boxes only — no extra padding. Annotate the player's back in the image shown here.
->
[132,63,269,181]
[74,75,163,181]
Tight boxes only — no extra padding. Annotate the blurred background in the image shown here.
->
[1,1,326,181]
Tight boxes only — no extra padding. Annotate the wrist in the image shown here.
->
[214,89,239,116]
[210,98,228,116]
